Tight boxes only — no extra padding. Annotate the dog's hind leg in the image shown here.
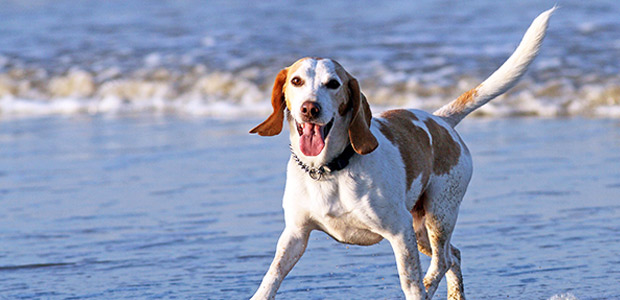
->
[421,176,469,300]
[415,217,465,300]
[422,211,454,298]
[413,196,465,299]
[445,245,465,300]
[411,194,432,258]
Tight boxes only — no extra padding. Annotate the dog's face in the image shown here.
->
[250,58,378,161]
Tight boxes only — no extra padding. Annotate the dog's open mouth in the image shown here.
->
[296,118,334,157]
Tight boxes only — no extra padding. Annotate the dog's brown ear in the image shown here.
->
[347,78,378,154]
[250,69,288,136]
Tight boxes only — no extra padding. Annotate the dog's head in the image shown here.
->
[250,58,378,161]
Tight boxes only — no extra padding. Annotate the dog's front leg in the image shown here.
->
[250,226,310,300]
[383,217,427,300]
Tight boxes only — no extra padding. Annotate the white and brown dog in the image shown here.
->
[249,8,554,300]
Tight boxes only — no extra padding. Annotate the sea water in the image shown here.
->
[1,117,619,299]
[1,0,620,118]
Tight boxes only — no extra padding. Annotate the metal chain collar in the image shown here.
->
[289,144,331,180]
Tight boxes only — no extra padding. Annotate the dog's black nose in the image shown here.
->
[301,101,320,119]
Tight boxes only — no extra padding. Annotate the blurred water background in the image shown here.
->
[0,0,619,118]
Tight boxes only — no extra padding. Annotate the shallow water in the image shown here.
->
[1,116,619,299]
[1,1,620,117]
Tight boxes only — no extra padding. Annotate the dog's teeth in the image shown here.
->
[296,122,303,136]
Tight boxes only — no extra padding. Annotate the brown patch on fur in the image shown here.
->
[338,100,350,116]
[412,191,431,257]
[347,78,378,155]
[378,109,432,190]
[282,59,310,110]
[424,118,461,175]
[249,68,288,136]
[286,59,306,77]
[453,87,478,112]
[412,191,426,218]
[332,59,358,120]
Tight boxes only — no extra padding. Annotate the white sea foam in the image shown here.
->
[0,95,273,119]
[1,65,620,118]
[1,1,618,119]
[548,293,579,300]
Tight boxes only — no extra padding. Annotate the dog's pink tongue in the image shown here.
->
[300,123,324,156]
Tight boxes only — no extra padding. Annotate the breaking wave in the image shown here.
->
[1,64,620,118]
[2,1,620,119]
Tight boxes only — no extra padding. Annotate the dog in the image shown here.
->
[249,8,554,300]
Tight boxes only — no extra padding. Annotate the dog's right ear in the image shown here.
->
[250,69,288,136]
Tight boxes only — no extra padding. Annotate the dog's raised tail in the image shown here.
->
[434,7,556,127]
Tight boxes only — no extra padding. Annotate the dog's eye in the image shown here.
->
[325,79,340,89]
[291,77,303,87]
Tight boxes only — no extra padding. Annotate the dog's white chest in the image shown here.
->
[315,213,384,246]
[284,172,384,246]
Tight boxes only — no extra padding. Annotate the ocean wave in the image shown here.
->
[1,66,620,118]
[2,1,620,119]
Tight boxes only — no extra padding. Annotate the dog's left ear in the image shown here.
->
[347,77,378,155]
[250,69,288,136]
